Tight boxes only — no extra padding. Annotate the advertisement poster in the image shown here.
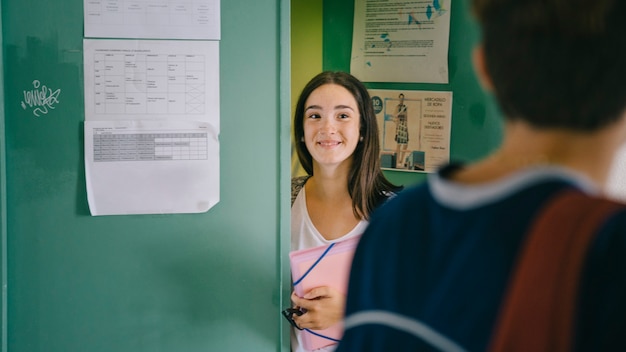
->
[370,89,452,173]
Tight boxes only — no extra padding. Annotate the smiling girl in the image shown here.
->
[288,71,401,352]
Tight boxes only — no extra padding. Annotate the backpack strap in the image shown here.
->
[291,175,311,207]
[489,189,625,352]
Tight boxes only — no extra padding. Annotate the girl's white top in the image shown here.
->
[290,186,368,352]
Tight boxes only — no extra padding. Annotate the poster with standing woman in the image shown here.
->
[369,89,452,173]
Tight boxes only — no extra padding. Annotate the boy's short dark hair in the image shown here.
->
[472,0,626,131]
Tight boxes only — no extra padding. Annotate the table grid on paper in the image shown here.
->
[93,52,206,115]
[93,132,208,162]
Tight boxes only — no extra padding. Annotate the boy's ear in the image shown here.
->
[473,45,494,91]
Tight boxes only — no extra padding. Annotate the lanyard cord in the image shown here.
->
[292,242,340,343]
[304,328,341,342]
[292,242,336,287]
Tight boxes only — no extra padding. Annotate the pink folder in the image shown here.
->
[289,235,362,350]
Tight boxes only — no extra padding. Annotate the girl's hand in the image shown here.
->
[291,287,345,330]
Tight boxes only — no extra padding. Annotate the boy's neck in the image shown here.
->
[452,119,626,188]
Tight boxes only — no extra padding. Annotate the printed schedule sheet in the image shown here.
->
[84,0,220,40]
[83,39,220,215]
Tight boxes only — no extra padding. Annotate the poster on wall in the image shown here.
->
[82,1,221,216]
[351,0,451,83]
[370,89,452,173]
[83,39,220,215]
[84,0,221,40]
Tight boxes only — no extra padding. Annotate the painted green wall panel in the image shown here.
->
[291,0,323,178]
[323,0,503,187]
[2,0,288,351]
[291,0,323,100]
[0,4,5,351]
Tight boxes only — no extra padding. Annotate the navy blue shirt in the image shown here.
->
[336,165,626,351]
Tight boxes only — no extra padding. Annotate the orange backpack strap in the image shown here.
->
[489,189,625,352]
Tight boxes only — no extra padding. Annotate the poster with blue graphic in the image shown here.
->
[351,0,451,83]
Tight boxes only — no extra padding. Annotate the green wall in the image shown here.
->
[1,0,291,351]
[0,4,5,350]
[323,0,503,187]
[291,0,323,177]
